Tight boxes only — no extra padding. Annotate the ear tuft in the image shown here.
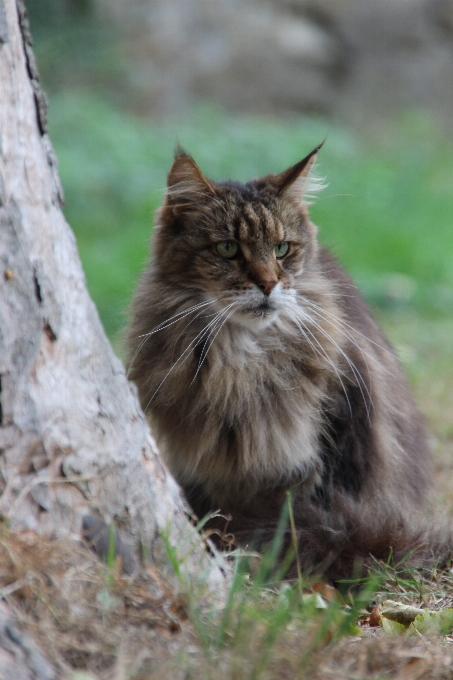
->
[174,143,191,160]
[166,150,215,214]
[276,143,326,205]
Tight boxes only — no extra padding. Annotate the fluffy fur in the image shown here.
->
[127,146,450,580]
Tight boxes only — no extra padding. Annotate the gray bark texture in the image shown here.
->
[0,0,226,649]
[0,602,56,680]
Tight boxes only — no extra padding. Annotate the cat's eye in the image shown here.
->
[216,241,239,259]
[274,242,289,259]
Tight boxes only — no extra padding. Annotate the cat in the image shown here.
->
[126,145,450,581]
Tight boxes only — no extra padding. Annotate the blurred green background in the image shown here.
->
[26,0,453,348]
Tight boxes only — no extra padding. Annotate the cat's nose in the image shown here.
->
[258,279,278,296]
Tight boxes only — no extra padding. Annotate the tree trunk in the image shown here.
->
[0,0,225,593]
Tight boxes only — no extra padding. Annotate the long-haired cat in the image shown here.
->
[127,145,450,580]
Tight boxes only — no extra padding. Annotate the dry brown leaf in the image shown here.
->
[311,582,338,602]
[369,603,382,627]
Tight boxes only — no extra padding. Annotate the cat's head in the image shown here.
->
[153,145,324,327]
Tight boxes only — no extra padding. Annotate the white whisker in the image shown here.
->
[190,303,240,386]
[139,298,220,338]
[170,305,223,363]
[299,311,373,420]
[143,302,237,410]
[300,298,374,388]
[128,297,222,377]
[288,311,353,417]
[301,298,394,384]
[300,295,397,360]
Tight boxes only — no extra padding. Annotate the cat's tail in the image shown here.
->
[205,496,453,583]
[290,512,453,583]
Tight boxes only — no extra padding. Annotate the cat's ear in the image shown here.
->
[275,143,324,204]
[166,146,215,215]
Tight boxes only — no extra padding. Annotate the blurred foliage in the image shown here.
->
[46,92,453,341]
[26,0,128,104]
[26,0,93,32]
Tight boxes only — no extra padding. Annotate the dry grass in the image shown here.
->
[2,524,453,679]
[0,527,198,678]
[314,636,453,680]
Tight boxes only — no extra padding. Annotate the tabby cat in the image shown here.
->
[127,146,449,580]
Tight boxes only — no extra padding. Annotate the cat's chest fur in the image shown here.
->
[153,314,327,505]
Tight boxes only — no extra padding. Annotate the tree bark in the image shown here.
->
[0,0,225,587]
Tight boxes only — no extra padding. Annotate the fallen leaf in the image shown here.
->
[409,608,453,636]
[369,603,382,627]
[312,582,338,602]
[381,617,407,635]
[381,600,423,627]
